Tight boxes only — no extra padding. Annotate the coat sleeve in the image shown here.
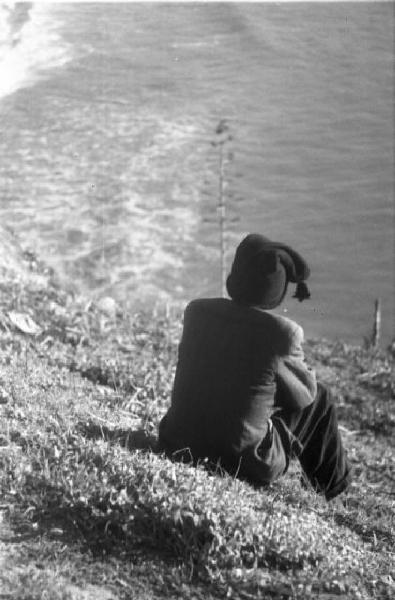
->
[275,322,317,410]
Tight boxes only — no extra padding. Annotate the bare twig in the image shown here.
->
[371,298,381,348]
[338,425,360,436]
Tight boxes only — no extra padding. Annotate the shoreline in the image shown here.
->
[1,225,392,351]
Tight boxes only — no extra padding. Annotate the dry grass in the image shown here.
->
[0,245,394,599]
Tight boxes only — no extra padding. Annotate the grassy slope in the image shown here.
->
[0,233,394,599]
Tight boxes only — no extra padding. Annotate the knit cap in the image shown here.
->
[226,233,311,309]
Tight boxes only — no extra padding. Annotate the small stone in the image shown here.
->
[8,311,42,335]
[0,389,10,404]
[96,296,118,318]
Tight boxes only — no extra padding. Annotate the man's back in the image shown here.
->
[159,298,299,465]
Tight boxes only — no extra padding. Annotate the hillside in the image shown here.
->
[0,227,394,599]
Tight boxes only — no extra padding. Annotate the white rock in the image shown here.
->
[96,296,118,318]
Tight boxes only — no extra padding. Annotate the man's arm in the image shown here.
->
[275,322,317,410]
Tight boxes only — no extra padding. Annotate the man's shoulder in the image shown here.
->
[185,298,266,319]
[182,299,304,355]
[267,313,304,354]
[184,299,301,335]
[185,297,224,310]
[270,313,302,336]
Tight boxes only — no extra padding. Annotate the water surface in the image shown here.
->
[0,2,393,342]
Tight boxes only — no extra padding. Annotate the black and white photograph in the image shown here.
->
[0,1,394,598]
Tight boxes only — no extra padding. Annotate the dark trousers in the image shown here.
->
[272,382,351,500]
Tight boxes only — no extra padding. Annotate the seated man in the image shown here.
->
[158,233,350,501]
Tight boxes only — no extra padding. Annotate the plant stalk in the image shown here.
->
[371,298,381,348]
[218,141,226,297]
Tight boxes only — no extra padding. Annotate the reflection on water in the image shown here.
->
[0,2,393,342]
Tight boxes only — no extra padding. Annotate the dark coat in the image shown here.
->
[159,298,316,485]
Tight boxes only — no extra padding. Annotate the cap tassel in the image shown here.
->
[293,281,311,302]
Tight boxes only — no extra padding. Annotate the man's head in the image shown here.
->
[226,233,311,309]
